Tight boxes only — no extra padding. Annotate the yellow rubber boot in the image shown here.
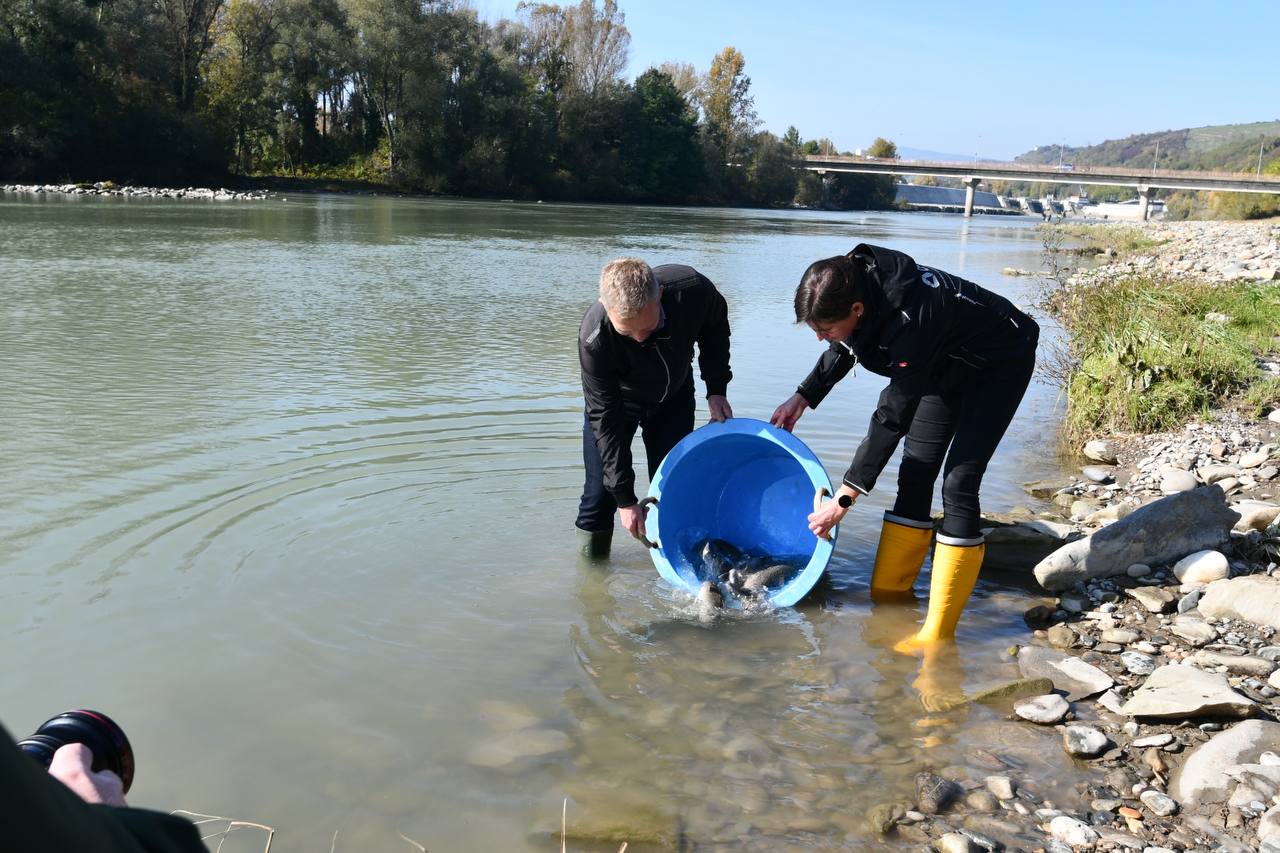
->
[894,540,985,655]
[869,514,934,602]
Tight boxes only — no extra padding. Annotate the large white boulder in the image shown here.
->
[1034,486,1237,591]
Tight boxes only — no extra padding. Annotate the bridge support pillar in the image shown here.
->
[1137,185,1151,221]
[962,177,981,218]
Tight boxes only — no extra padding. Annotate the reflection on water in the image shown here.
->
[0,194,1079,849]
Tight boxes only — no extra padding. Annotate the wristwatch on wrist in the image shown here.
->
[837,493,853,509]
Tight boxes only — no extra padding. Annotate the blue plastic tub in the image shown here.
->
[641,418,836,607]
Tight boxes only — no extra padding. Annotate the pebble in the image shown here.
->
[1048,815,1099,846]
[1127,563,1152,578]
[985,775,1015,800]
[1015,694,1070,724]
[1121,651,1157,675]
[1132,733,1175,748]
[1062,725,1109,758]
[935,832,977,853]
[1139,789,1179,817]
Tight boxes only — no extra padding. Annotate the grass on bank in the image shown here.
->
[1046,275,1280,443]
[1036,223,1167,257]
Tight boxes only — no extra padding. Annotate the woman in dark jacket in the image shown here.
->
[772,244,1038,652]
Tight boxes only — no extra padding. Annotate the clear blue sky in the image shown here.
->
[472,0,1278,160]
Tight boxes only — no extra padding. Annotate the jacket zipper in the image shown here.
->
[656,344,672,402]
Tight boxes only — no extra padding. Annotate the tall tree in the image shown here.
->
[620,68,701,201]
[158,0,227,110]
[345,0,441,180]
[563,0,627,98]
[515,2,571,99]
[699,45,756,160]
[656,60,699,105]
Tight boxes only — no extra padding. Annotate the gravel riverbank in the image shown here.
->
[2,182,268,200]
[874,220,1280,852]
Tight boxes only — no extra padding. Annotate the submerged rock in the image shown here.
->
[968,676,1055,706]
[1017,646,1114,700]
[914,771,960,814]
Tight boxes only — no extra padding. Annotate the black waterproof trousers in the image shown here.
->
[890,326,1039,543]
[576,379,695,533]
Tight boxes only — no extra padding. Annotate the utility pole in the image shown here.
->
[1152,140,1160,175]
[1260,138,1267,179]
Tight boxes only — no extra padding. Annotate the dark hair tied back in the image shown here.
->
[793,252,868,325]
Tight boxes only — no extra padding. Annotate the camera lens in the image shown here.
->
[17,710,135,794]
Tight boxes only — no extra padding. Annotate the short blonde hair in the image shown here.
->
[599,258,658,317]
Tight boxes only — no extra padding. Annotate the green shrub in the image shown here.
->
[1050,276,1280,441]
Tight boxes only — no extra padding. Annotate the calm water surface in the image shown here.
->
[2,194,1084,850]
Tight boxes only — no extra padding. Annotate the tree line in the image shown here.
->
[0,0,895,208]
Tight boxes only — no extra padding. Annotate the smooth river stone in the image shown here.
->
[1170,616,1219,646]
[1128,586,1177,613]
[1082,466,1114,483]
[1014,693,1070,724]
[1121,651,1157,676]
[1062,724,1109,757]
[1161,469,1199,494]
[1049,815,1099,846]
[1034,487,1237,591]
[1017,646,1114,700]
[1200,576,1280,630]
[1140,789,1179,816]
[1101,628,1141,644]
[1083,440,1119,465]
[1192,650,1276,676]
[1172,720,1280,806]
[1120,665,1257,720]
[1173,549,1230,585]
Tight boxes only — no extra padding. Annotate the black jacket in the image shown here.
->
[797,244,1037,494]
[579,264,732,506]
[1,721,205,853]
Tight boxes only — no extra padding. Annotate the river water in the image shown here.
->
[1,194,1086,850]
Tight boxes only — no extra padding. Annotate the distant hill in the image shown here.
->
[896,147,983,163]
[1016,121,1280,174]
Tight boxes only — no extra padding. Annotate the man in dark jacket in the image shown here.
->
[772,244,1038,652]
[577,258,733,557]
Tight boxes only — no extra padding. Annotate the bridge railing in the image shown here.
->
[803,155,1280,185]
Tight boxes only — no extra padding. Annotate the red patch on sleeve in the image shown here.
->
[897,361,909,367]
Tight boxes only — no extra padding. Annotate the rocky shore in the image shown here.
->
[870,220,1280,852]
[2,182,268,200]
[1066,220,1280,286]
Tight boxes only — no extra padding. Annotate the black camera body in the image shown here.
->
[17,710,135,794]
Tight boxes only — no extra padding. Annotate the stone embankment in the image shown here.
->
[1068,220,1280,286]
[2,183,268,200]
[874,428,1280,851]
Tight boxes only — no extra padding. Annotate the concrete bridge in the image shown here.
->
[801,155,1280,219]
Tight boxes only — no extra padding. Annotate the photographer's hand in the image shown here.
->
[49,743,126,807]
